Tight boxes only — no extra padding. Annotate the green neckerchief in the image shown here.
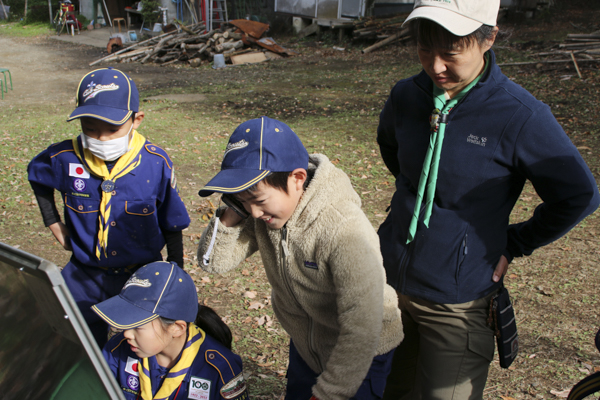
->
[406,53,490,244]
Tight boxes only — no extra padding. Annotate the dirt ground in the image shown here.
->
[2,3,600,398]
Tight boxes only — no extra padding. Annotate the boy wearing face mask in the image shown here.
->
[27,68,190,348]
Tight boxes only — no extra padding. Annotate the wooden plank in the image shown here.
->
[498,59,599,66]
[570,51,583,79]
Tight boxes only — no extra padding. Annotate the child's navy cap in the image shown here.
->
[198,116,309,197]
[67,67,139,126]
[91,262,198,330]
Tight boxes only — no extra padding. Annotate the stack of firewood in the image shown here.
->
[351,14,411,53]
[90,20,291,67]
[498,31,600,78]
[558,32,600,55]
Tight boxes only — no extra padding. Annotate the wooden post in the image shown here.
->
[362,29,408,54]
[570,51,583,79]
[0,0,9,20]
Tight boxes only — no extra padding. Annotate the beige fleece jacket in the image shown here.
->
[197,154,403,400]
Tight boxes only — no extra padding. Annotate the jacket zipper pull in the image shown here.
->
[281,226,290,258]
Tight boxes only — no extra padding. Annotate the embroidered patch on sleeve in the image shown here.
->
[189,376,211,400]
[220,373,247,399]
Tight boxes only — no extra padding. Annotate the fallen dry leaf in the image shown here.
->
[550,389,571,398]
[248,301,264,310]
[258,362,273,367]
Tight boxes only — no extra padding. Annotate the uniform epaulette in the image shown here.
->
[205,350,248,400]
[110,335,129,354]
[144,142,173,169]
[48,139,75,158]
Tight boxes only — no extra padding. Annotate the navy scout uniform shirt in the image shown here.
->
[103,332,248,400]
[27,138,190,268]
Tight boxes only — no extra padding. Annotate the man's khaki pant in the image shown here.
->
[383,292,497,400]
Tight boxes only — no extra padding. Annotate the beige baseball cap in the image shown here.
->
[403,0,500,36]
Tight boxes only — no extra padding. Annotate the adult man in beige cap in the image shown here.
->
[377,0,599,398]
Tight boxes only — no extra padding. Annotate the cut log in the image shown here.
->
[231,52,268,65]
[362,28,409,53]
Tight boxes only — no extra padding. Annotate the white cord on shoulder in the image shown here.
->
[202,214,220,266]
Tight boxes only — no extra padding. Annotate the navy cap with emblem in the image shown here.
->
[198,116,309,197]
[91,261,198,330]
[67,67,139,126]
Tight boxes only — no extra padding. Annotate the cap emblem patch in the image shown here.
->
[82,81,119,102]
[123,276,151,289]
[223,139,248,158]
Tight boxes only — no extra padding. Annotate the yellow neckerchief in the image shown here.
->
[72,130,145,259]
[139,324,205,400]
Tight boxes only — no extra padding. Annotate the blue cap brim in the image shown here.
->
[92,294,159,330]
[198,168,271,197]
[67,105,133,126]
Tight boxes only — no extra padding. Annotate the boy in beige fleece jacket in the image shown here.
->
[197,116,403,400]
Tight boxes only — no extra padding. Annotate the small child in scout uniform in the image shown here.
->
[93,261,248,400]
[27,68,190,347]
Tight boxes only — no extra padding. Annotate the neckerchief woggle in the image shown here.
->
[138,324,206,400]
[406,54,489,244]
[72,130,145,259]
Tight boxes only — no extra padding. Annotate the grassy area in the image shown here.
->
[0,21,53,37]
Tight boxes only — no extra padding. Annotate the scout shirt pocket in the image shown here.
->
[121,201,162,250]
[64,194,100,258]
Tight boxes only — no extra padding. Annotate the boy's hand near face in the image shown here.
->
[220,207,244,227]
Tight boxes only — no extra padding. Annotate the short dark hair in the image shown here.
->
[410,19,497,50]
[247,171,292,194]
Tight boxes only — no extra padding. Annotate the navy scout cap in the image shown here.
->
[198,116,309,197]
[67,67,139,126]
[91,261,198,330]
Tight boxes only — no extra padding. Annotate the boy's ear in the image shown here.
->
[169,320,188,338]
[132,111,145,130]
[291,168,307,191]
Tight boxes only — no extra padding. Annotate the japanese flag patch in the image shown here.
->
[188,377,211,400]
[125,357,139,376]
[69,163,90,179]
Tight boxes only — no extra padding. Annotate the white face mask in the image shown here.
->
[81,124,133,161]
